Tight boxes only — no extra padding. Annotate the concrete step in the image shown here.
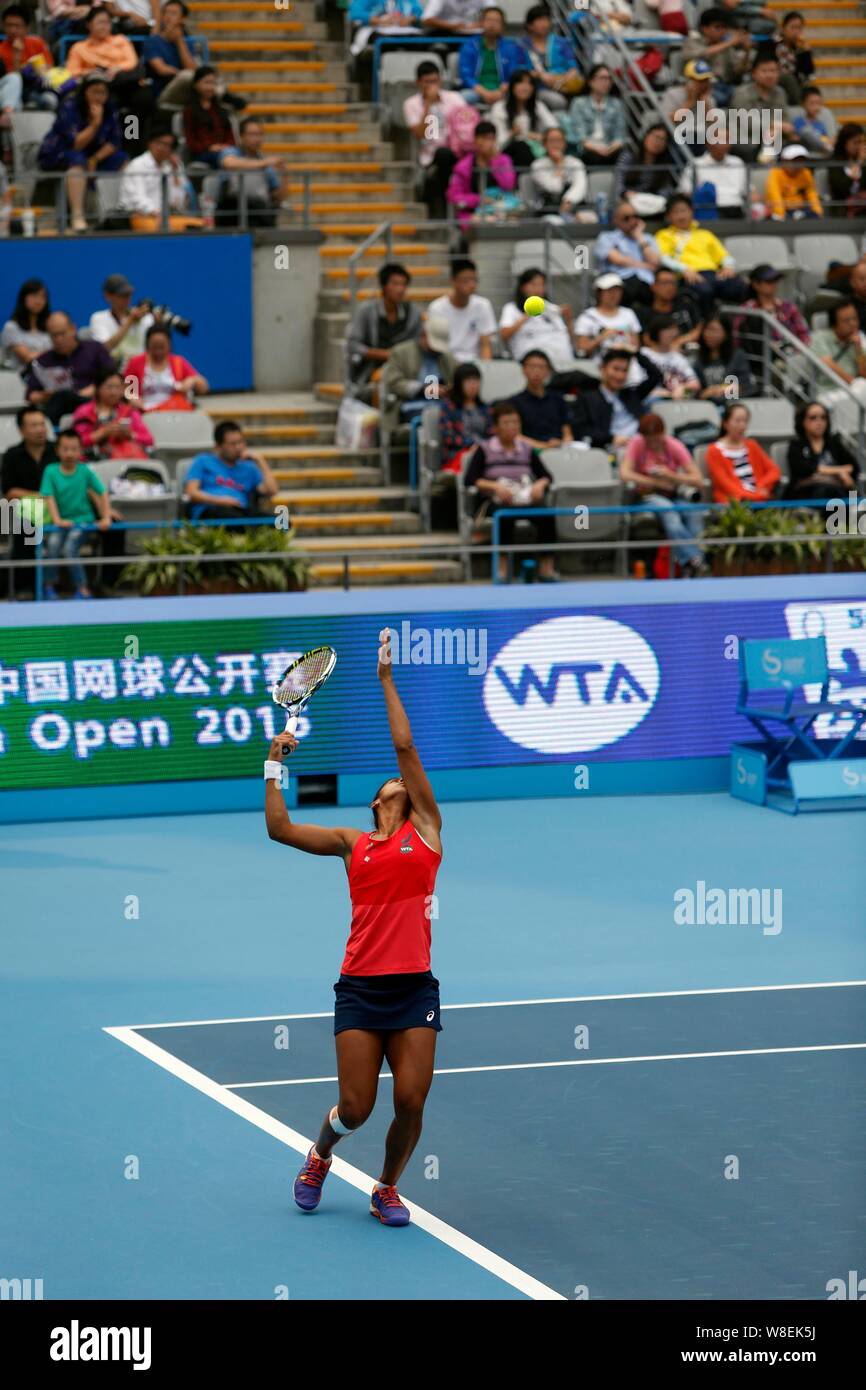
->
[197,19,324,32]
[308,557,463,586]
[301,532,459,553]
[320,240,448,259]
[273,465,383,486]
[217,61,348,78]
[264,143,394,161]
[289,511,422,535]
[304,202,425,222]
[259,445,379,462]
[206,403,337,423]
[232,83,357,100]
[323,262,446,280]
[318,287,446,313]
[317,221,422,237]
[274,486,411,512]
[314,383,345,401]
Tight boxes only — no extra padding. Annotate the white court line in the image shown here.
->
[221,1041,866,1089]
[115,979,866,1031]
[103,1024,564,1303]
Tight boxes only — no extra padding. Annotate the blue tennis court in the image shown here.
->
[4,791,864,1301]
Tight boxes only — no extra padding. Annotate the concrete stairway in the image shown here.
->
[186,3,458,585]
[768,0,866,122]
[205,396,461,587]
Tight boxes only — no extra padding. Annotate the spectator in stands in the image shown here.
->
[775,9,813,104]
[215,118,287,226]
[639,316,701,398]
[792,85,836,156]
[89,273,154,364]
[110,0,162,36]
[637,267,703,348]
[66,5,154,149]
[644,0,689,36]
[682,7,752,108]
[421,0,482,36]
[706,402,781,503]
[594,202,661,304]
[446,118,516,229]
[184,419,277,521]
[564,64,626,167]
[0,5,53,115]
[183,66,270,173]
[587,0,633,32]
[765,143,822,220]
[1,278,51,372]
[429,257,496,362]
[717,0,776,39]
[72,367,154,459]
[463,399,556,581]
[846,259,866,333]
[812,300,866,388]
[575,273,641,366]
[519,5,581,112]
[734,265,809,373]
[620,413,707,575]
[529,125,587,217]
[614,123,678,215]
[349,0,422,45]
[380,315,457,431]
[827,124,866,217]
[25,312,114,424]
[458,5,523,109]
[118,123,204,228]
[509,350,574,448]
[403,60,465,220]
[655,194,748,308]
[662,59,716,151]
[695,315,755,402]
[785,401,860,501]
[123,323,208,410]
[346,262,422,399]
[571,347,663,450]
[489,68,557,171]
[731,52,792,163]
[678,132,749,218]
[144,0,198,102]
[46,1,93,51]
[499,267,575,372]
[40,427,113,600]
[439,361,492,467]
[1,405,57,598]
[37,74,127,233]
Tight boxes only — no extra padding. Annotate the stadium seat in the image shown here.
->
[692,444,711,483]
[144,411,214,463]
[0,371,25,413]
[793,235,859,300]
[552,479,624,550]
[417,405,442,530]
[586,167,615,206]
[540,446,613,484]
[379,50,443,131]
[95,173,124,223]
[477,359,525,401]
[725,237,794,274]
[770,440,790,485]
[0,415,22,452]
[744,397,795,443]
[10,111,53,204]
[652,400,720,434]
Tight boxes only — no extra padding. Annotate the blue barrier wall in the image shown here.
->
[0,234,252,391]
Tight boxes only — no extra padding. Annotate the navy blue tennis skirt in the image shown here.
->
[333,971,442,1036]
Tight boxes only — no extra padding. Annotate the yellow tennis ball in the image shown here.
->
[523,295,545,317]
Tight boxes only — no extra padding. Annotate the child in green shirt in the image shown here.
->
[40,429,112,600]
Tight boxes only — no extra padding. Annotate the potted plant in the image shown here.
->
[119,523,309,596]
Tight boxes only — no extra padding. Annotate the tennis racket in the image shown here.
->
[271,645,337,754]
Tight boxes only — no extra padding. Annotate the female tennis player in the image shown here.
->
[264,629,442,1227]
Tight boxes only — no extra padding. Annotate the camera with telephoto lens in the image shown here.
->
[676,484,703,504]
[138,300,192,336]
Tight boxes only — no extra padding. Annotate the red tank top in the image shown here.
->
[341,820,441,976]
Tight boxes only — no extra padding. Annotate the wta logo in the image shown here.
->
[483,616,660,753]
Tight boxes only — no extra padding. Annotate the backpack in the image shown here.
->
[447,103,479,157]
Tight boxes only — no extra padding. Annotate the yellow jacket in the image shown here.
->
[655,221,731,272]
[765,167,823,220]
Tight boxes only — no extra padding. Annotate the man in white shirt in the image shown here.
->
[678,134,749,217]
[118,127,202,232]
[89,273,154,364]
[422,0,482,35]
[428,258,497,361]
[108,0,159,34]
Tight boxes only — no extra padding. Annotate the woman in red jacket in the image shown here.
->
[72,369,154,459]
[706,403,781,504]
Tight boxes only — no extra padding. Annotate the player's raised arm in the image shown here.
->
[377,629,442,846]
[264,734,359,858]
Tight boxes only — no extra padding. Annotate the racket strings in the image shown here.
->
[274,648,336,708]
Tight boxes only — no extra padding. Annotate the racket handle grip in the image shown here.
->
[281,713,298,755]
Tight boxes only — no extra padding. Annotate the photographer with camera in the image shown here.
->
[89,273,155,364]
[620,411,708,577]
[122,321,208,412]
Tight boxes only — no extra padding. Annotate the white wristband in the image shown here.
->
[264,760,285,782]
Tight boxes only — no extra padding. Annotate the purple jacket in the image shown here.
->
[446,151,516,227]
